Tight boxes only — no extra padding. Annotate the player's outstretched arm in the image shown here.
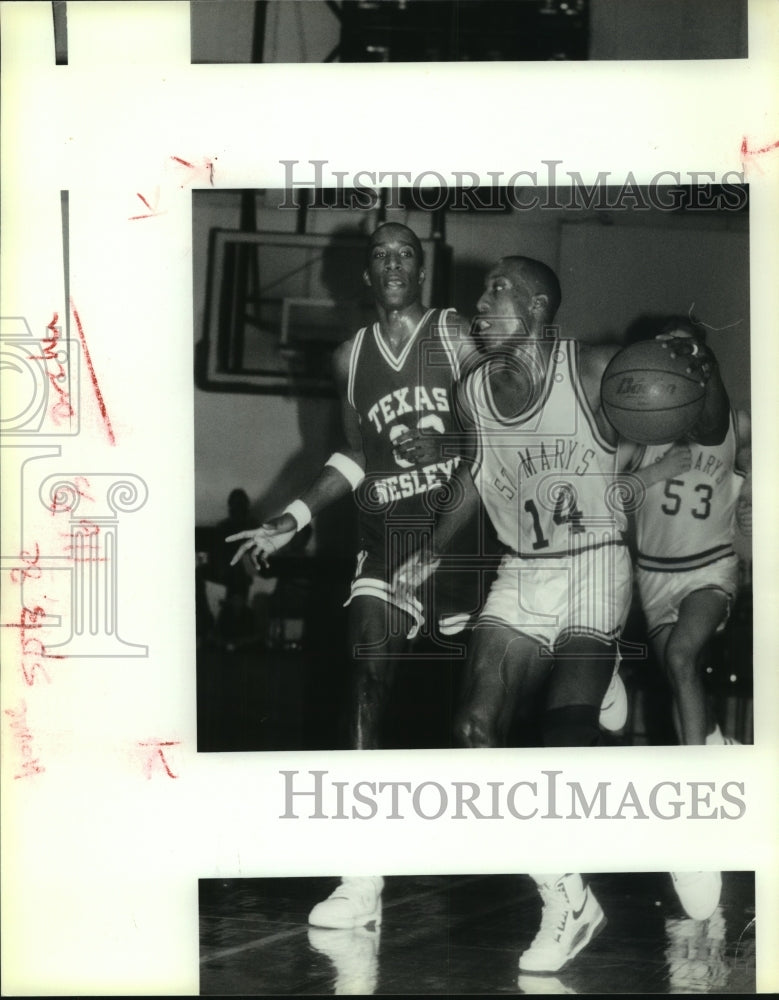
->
[227,518,299,570]
[228,340,366,568]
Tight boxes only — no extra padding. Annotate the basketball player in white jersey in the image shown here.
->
[228,222,478,929]
[394,257,729,974]
[399,260,726,751]
[626,318,752,746]
[616,319,749,942]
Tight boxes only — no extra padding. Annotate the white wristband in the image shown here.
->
[283,499,312,531]
[326,452,365,491]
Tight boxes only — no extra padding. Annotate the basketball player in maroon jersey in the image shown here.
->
[229,221,478,929]
[394,257,730,973]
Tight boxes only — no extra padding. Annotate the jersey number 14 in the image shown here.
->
[524,488,585,550]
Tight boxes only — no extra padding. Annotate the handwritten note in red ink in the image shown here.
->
[740,135,779,174]
[4,547,56,778]
[6,472,179,780]
[129,154,215,220]
[70,300,115,445]
[138,740,180,779]
[25,313,76,426]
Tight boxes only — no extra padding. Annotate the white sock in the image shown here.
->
[341,876,383,893]
[706,724,725,745]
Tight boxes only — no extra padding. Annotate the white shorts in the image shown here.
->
[637,554,738,638]
[478,544,632,650]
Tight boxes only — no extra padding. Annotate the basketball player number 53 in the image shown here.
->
[662,480,713,519]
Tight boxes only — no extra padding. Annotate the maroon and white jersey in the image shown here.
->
[344,307,488,631]
[348,307,463,517]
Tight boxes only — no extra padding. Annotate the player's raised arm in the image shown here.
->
[228,339,366,568]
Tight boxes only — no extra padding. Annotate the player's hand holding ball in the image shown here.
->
[656,331,714,387]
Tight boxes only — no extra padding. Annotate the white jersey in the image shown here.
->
[463,339,627,558]
[635,410,745,573]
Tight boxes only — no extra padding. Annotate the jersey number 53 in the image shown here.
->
[661,480,713,519]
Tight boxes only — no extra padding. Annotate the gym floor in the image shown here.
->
[199,871,755,995]
[196,639,751,752]
[196,555,753,752]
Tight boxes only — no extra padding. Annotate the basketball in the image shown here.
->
[601,340,706,445]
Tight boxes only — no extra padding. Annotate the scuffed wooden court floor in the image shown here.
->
[199,871,755,995]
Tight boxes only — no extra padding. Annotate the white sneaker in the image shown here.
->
[308,925,380,994]
[670,872,722,921]
[519,876,606,974]
[308,877,384,930]
[599,672,628,733]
